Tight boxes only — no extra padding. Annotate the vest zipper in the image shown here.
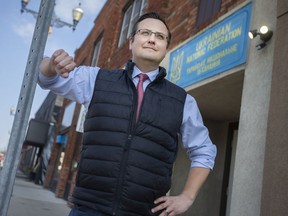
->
[113,134,133,215]
[112,76,153,214]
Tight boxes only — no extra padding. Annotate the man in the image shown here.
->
[38,12,216,216]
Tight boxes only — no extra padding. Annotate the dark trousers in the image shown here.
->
[68,207,111,216]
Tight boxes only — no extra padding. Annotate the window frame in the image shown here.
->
[196,0,222,27]
[91,37,103,67]
[118,0,147,47]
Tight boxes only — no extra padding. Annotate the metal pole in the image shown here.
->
[0,0,55,215]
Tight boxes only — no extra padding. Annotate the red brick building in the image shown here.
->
[42,0,288,215]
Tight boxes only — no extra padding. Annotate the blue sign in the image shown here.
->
[168,3,252,87]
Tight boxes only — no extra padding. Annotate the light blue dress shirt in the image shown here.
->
[38,65,216,169]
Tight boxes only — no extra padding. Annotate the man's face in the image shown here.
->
[129,18,169,68]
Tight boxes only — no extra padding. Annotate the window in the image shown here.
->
[62,102,76,128]
[196,0,222,26]
[91,37,102,66]
[118,0,147,46]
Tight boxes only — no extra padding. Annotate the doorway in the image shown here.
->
[220,122,238,215]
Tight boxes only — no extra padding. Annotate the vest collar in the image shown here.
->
[125,60,167,82]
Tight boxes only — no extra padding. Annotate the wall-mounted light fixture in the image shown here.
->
[248,26,273,50]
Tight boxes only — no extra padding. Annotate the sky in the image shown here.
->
[0,0,107,151]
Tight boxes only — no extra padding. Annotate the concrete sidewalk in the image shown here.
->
[7,171,71,216]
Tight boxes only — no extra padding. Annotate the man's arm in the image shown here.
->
[181,167,210,200]
[39,49,76,78]
[38,49,99,107]
[152,167,210,216]
[152,94,216,215]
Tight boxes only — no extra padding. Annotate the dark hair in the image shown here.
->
[130,12,172,47]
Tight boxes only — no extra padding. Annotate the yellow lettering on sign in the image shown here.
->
[187,49,206,63]
[207,44,238,63]
[187,59,206,74]
[197,59,221,75]
[196,23,242,52]
[186,43,238,75]
[196,22,232,51]
[207,27,242,51]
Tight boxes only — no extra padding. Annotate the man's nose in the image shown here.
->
[147,33,156,43]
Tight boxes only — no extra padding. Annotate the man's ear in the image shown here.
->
[129,37,134,50]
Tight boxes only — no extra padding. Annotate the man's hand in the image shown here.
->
[39,49,76,78]
[152,194,194,216]
[151,167,210,215]
[49,49,76,78]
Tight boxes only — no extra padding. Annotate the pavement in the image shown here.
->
[6,170,71,216]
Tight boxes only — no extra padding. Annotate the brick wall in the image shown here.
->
[55,102,81,198]
[43,99,67,189]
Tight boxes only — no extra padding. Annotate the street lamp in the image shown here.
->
[21,0,84,31]
[72,4,84,31]
[10,106,15,116]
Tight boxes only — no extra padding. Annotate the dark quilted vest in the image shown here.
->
[72,61,187,216]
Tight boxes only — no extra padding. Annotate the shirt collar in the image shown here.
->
[132,65,159,82]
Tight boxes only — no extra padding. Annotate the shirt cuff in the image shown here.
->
[38,72,59,87]
[191,159,215,170]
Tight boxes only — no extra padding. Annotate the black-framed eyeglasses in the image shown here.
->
[136,29,168,41]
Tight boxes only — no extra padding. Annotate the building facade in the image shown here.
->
[42,0,288,215]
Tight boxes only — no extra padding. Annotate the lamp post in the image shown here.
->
[0,1,67,215]
[21,0,84,31]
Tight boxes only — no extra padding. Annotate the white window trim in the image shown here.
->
[118,0,147,47]
[91,38,102,67]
